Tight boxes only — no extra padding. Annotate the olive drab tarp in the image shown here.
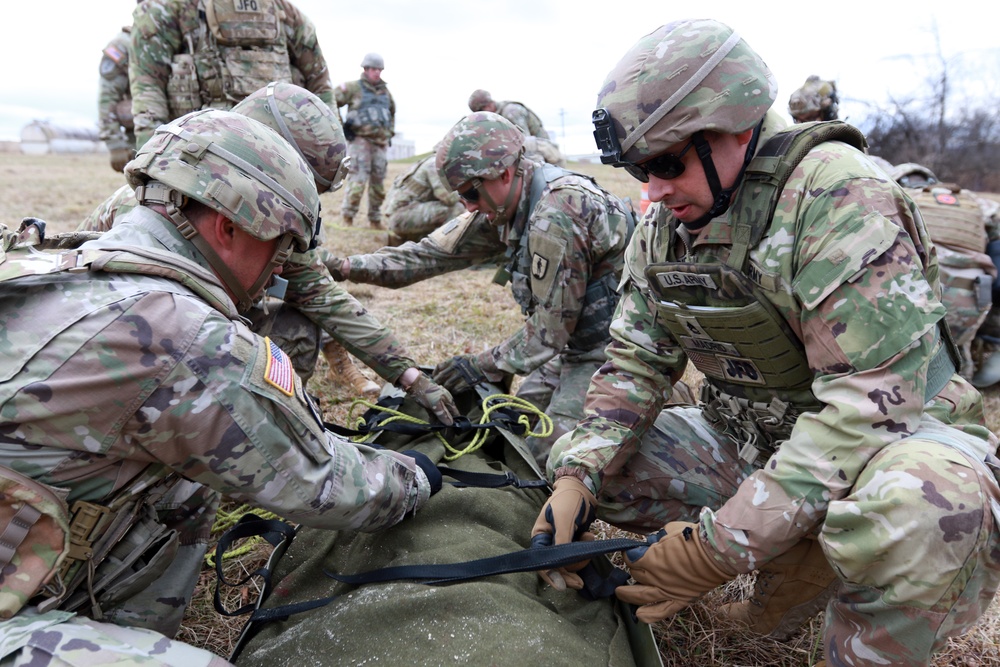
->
[228,384,660,667]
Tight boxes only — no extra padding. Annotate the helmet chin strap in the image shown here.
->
[477,161,523,227]
[679,123,763,232]
[137,180,294,313]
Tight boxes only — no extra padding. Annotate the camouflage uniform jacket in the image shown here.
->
[552,111,995,568]
[383,155,460,218]
[349,160,633,377]
[334,78,395,146]
[77,186,418,383]
[130,0,334,147]
[496,101,547,139]
[98,28,133,151]
[0,206,430,531]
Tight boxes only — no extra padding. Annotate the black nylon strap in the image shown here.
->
[323,537,645,586]
[215,517,646,623]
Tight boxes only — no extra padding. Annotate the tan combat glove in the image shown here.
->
[530,476,598,590]
[615,521,737,624]
[109,147,134,172]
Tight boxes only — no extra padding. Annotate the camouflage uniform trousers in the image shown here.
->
[548,406,1000,666]
[0,610,231,666]
[342,137,388,224]
[388,201,465,243]
[246,299,325,382]
[938,246,993,378]
[516,349,606,468]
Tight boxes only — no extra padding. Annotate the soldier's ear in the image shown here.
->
[202,211,238,251]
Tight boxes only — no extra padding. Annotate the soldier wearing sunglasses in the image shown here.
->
[533,19,1000,667]
[329,112,635,467]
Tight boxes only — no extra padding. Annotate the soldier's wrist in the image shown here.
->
[398,367,420,391]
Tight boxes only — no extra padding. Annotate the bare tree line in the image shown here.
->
[852,25,1000,193]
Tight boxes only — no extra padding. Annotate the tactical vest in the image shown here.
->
[0,242,236,617]
[911,183,988,255]
[345,80,392,130]
[499,164,635,352]
[167,0,293,117]
[643,121,957,465]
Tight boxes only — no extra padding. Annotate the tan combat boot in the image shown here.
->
[322,340,379,396]
[719,537,838,640]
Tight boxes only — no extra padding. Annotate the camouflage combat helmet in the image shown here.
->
[468,89,495,112]
[436,111,525,190]
[593,19,776,166]
[436,112,526,225]
[125,108,320,311]
[361,52,384,69]
[788,75,839,122]
[233,82,349,194]
[592,19,775,231]
[890,162,939,188]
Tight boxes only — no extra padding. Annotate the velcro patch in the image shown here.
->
[531,253,548,280]
[527,229,565,302]
[934,192,958,206]
[263,337,294,396]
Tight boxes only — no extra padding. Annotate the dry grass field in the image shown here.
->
[2,152,1000,666]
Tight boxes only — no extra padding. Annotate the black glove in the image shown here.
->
[402,450,442,496]
[432,353,506,394]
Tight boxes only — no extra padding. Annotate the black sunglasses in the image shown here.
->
[458,183,481,202]
[624,139,695,183]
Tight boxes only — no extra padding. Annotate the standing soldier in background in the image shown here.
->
[326,112,635,466]
[98,25,135,171]
[888,162,999,381]
[532,19,1000,667]
[788,75,839,123]
[76,82,456,416]
[334,53,395,228]
[128,0,333,148]
[468,89,564,166]
[383,150,464,244]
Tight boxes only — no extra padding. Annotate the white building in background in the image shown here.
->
[20,121,104,155]
[386,133,415,161]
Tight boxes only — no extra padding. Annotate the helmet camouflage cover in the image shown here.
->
[889,162,939,187]
[233,82,348,194]
[788,75,838,121]
[435,111,525,190]
[125,108,320,252]
[468,89,494,112]
[595,18,777,164]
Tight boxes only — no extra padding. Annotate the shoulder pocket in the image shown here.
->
[793,211,900,309]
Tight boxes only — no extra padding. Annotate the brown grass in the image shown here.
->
[3,152,999,666]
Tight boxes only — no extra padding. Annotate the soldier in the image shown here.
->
[129,0,333,149]
[98,26,135,171]
[334,53,395,228]
[383,151,464,244]
[468,89,564,165]
[531,20,1000,667]
[77,82,457,418]
[325,112,634,466]
[0,109,442,664]
[787,75,839,123]
[887,162,999,381]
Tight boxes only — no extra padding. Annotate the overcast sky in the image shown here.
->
[3,1,998,156]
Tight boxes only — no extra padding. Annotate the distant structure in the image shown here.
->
[385,133,415,161]
[20,120,103,155]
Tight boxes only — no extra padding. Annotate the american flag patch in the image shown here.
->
[263,337,295,396]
